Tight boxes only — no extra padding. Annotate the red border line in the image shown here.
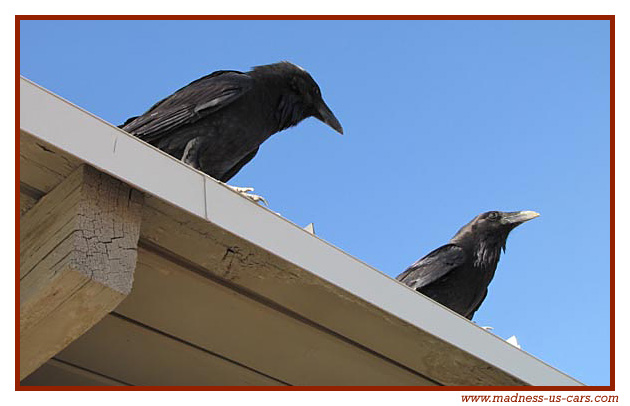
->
[15,15,21,391]
[16,15,614,21]
[609,14,615,392]
[14,385,616,391]
[16,15,615,391]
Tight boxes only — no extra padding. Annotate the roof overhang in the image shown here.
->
[19,76,582,386]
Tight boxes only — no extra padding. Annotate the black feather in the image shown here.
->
[396,210,538,320]
[120,62,342,182]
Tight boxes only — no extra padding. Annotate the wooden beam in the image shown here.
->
[114,247,436,386]
[138,198,525,386]
[21,358,129,386]
[56,314,287,386]
[19,164,143,380]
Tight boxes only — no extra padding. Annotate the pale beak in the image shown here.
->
[502,210,541,225]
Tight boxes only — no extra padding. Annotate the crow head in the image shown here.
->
[288,66,343,134]
[254,62,343,134]
[451,210,540,267]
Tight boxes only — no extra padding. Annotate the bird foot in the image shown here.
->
[228,186,268,206]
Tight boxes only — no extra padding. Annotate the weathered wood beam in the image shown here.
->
[21,358,129,386]
[20,182,44,217]
[19,164,143,380]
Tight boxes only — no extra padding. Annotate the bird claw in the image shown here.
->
[228,185,268,206]
[230,186,254,193]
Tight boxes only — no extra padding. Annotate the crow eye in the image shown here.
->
[488,211,499,220]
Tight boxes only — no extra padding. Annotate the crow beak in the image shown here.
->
[316,101,343,135]
[501,210,540,225]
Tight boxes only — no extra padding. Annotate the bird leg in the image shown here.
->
[227,185,268,206]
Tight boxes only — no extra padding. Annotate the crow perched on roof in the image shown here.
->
[396,210,540,320]
[120,62,342,200]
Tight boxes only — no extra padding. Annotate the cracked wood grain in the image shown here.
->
[20,164,143,380]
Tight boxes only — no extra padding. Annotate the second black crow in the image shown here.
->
[396,210,540,320]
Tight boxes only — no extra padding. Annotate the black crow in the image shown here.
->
[120,61,342,202]
[396,210,540,320]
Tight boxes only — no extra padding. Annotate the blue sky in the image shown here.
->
[20,19,610,386]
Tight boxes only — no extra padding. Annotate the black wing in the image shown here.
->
[121,70,254,142]
[396,244,466,290]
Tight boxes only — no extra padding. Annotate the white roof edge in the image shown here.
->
[19,76,583,386]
